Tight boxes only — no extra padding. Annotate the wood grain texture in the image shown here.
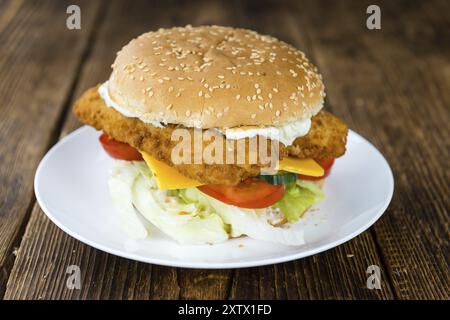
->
[1,0,449,300]
[0,0,103,297]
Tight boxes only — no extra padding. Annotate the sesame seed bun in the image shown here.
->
[108,25,325,128]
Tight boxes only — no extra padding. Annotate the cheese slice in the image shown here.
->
[277,158,324,177]
[141,150,323,190]
[140,151,204,190]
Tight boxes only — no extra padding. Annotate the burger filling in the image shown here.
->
[74,86,348,245]
[109,160,324,245]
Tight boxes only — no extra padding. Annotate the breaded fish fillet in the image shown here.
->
[74,87,347,185]
[287,111,348,159]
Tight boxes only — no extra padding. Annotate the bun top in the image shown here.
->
[108,25,325,128]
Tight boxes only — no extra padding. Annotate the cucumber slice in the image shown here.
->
[257,172,297,186]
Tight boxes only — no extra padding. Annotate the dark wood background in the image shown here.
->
[0,0,448,300]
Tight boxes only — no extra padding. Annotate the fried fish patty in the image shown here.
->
[287,111,348,159]
[74,86,347,185]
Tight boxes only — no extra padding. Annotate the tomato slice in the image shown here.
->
[99,133,143,161]
[198,178,284,209]
[298,158,335,180]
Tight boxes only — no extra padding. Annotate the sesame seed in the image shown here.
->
[251,113,256,119]
[185,110,191,116]
[198,91,203,97]
[236,94,241,100]
[275,110,281,117]
[272,88,279,93]
[166,104,173,110]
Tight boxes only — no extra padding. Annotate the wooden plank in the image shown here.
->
[292,0,449,299]
[230,235,392,299]
[0,0,103,296]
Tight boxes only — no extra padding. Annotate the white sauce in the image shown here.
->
[99,81,164,128]
[98,81,311,145]
[220,118,311,146]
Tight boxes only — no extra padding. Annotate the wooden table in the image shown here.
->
[0,0,448,300]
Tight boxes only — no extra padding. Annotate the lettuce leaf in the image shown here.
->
[108,161,150,239]
[109,161,323,246]
[109,161,228,245]
[180,188,306,246]
[274,180,324,223]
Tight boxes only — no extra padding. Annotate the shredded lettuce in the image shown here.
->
[274,180,324,223]
[108,161,150,239]
[184,187,307,245]
[109,161,228,245]
[108,161,325,246]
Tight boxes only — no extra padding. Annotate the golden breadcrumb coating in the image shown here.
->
[287,111,348,159]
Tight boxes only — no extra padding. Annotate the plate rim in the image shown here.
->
[34,126,394,269]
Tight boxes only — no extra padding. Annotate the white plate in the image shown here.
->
[35,126,393,268]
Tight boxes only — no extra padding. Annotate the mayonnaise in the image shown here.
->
[220,118,311,146]
[98,81,164,128]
